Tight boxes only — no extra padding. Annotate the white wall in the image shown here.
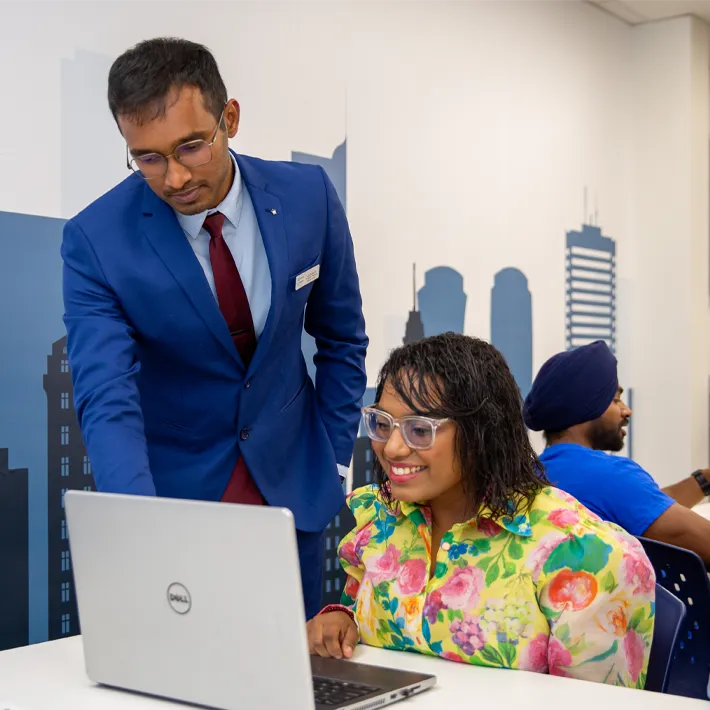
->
[0,0,630,359]
[346,1,632,383]
[0,0,710,480]
[0,0,354,217]
[627,16,710,485]
[0,0,707,476]
[4,0,710,646]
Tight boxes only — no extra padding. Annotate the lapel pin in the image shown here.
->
[267,208,277,215]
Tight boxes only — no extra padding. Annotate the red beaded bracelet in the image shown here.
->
[318,604,356,623]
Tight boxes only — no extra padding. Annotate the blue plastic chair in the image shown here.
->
[638,536,710,698]
[646,584,686,693]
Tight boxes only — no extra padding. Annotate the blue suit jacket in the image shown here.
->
[61,153,368,532]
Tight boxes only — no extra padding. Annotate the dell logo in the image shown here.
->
[167,583,191,614]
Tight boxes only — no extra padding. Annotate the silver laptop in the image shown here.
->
[64,490,435,710]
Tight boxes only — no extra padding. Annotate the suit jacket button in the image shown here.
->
[244,379,251,389]
[240,428,250,441]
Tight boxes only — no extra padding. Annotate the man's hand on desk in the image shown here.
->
[307,611,359,660]
[662,468,710,509]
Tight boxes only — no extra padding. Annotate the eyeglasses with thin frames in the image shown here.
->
[126,106,226,180]
[361,406,450,451]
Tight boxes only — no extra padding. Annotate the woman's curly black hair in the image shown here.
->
[373,332,548,521]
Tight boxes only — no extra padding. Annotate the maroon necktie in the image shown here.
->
[203,212,264,506]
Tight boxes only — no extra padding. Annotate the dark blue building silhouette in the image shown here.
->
[417,267,466,337]
[353,387,377,492]
[490,268,533,398]
[321,504,356,607]
[357,387,377,438]
[0,210,66,644]
[0,448,29,650]
[565,224,616,354]
[44,336,92,641]
[291,140,347,381]
[403,264,425,345]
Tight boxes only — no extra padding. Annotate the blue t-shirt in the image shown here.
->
[540,443,674,536]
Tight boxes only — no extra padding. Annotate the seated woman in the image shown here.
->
[307,334,656,687]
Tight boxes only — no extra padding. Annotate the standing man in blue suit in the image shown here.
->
[61,38,368,618]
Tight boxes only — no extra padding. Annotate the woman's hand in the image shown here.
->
[307,611,359,659]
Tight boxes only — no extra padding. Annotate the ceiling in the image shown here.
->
[588,0,710,24]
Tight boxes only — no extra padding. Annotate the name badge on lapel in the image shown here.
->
[295,264,320,291]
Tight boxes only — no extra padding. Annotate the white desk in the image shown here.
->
[693,502,710,520]
[0,637,707,710]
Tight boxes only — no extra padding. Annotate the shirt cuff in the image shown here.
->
[337,464,349,482]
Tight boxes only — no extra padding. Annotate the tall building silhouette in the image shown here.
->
[61,50,123,218]
[292,140,353,605]
[417,267,466,337]
[403,264,425,345]
[357,387,377,438]
[292,140,346,210]
[43,336,93,641]
[321,505,356,607]
[352,437,377,491]
[292,140,347,381]
[0,210,66,644]
[490,268,533,398]
[0,448,29,651]
[565,224,616,353]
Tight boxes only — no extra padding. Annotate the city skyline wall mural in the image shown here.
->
[0,149,630,653]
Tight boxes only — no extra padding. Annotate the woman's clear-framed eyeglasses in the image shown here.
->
[126,107,226,180]
[361,406,450,451]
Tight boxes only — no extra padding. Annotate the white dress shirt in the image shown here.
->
[174,156,272,338]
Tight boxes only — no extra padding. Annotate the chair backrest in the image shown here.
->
[638,536,710,699]
[321,504,357,607]
[646,584,686,693]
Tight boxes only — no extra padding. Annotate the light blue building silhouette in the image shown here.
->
[417,267,466,337]
[565,224,616,354]
[490,268,533,398]
[292,140,346,211]
[291,140,347,380]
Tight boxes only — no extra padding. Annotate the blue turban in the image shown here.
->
[523,341,618,432]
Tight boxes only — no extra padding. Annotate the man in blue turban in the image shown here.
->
[525,340,710,564]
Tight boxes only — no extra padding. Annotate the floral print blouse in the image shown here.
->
[338,484,656,687]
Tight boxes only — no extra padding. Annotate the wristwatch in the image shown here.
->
[692,469,710,497]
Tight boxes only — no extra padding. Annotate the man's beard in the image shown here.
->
[588,418,626,452]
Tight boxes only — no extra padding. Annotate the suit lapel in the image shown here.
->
[236,154,288,377]
[139,186,243,368]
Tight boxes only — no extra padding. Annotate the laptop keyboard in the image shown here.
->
[312,676,379,706]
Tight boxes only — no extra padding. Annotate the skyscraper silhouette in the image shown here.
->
[417,267,466,337]
[43,336,93,641]
[0,448,29,651]
[490,268,533,398]
[403,264,425,345]
[358,387,377,437]
[565,223,616,353]
[291,140,347,381]
[61,50,123,218]
[292,140,346,210]
[321,504,356,607]
[0,208,66,644]
[352,437,377,491]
